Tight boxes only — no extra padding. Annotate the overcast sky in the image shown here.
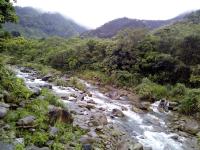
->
[15,0,200,29]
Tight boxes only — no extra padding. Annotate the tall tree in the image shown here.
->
[0,0,17,27]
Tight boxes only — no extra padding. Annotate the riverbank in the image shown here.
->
[12,66,200,149]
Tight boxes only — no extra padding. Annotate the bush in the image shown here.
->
[170,83,187,98]
[179,89,200,115]
[136,78,168,100]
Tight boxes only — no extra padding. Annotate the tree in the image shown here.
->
[0,0,17,27]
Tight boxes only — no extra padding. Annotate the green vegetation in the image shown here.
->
[0,63,84,149]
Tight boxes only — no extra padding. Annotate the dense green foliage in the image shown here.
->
[0,59,84,149]
[1,5,200,117]
[3,6,87,38]
[0,0,17,25]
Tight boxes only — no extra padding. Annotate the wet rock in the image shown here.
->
[49,107,73,125]
[77,94,85,101]
[0,107,8,118]
[31,87,41,97]
[112,108,124,117]
[138,102,151,111]
[42,74,52,81]
[0,102,10,108]
[83,144,92,150]
[121,106,128,111]
[105,91,119,100]
[180,118,199,135]
[99,107,106,111]
[26,145,50,150]
[40,84,52,89]
[70,93,77,98]
[87,99,96,104]
[90,112,108,126]
[20,67,32,73]
[86,104,96,110]
[170,134,179,140]
[14,138,24,145]
[119,96,129,101]
[77,101,88,108]
[49,127,59,137]
[168,102,178,110]
[17,115,36,126]
[133,143,143,150]
[9,104,18,110]
[61,96,69,100]
[132,106,144,113]
[158,99,169,112]
[79,135,96,144]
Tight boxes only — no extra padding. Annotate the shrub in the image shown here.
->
[136,78,168,100]
[179,89,200,115]
[170,83,187,99]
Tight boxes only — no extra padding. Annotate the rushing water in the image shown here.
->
[14,67,198,150]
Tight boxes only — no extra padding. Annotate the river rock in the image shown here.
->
[0,107,8,118]
[14,138,24,145]
[61,96,69,100]
[79,135,96,144]
[86,104,96,110]
[83,144,92,150]
[87,99,96,104]
[48,107,73,125]
[42,74,52,81]
[168,101,178,110]
[20,67,32,73]
[26,145,50,150]
[17,115,36,126]
[138,102,151,111]
[77,101,88,108]
[133,143,143,150]
[121,106,128,111]
[180,118,199,135]
[40,84,52,89]
[0,102,10,108]
[31,87,41,97]
[49,127,59,137]
[112,108,124,117]
[132,106,144,113]
[77,94,85,101]
[90,112,108,126]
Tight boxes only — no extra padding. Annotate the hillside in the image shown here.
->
[81,15,186,38]
[3,6,87,38]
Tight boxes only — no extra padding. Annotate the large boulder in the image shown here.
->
[112,108,124,117]
[31,87,41,97]
[17,115,36,126]
[180,118,199,135]
[0,107,8,118]
[132,106,144,113]
[48,107,73,125]
[138,102,151,111]
[168,101,178,110]
[90,112,108,126]
[42,74,53,81]
[79,135,96,145]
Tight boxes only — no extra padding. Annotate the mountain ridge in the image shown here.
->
[3,6,87,38]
